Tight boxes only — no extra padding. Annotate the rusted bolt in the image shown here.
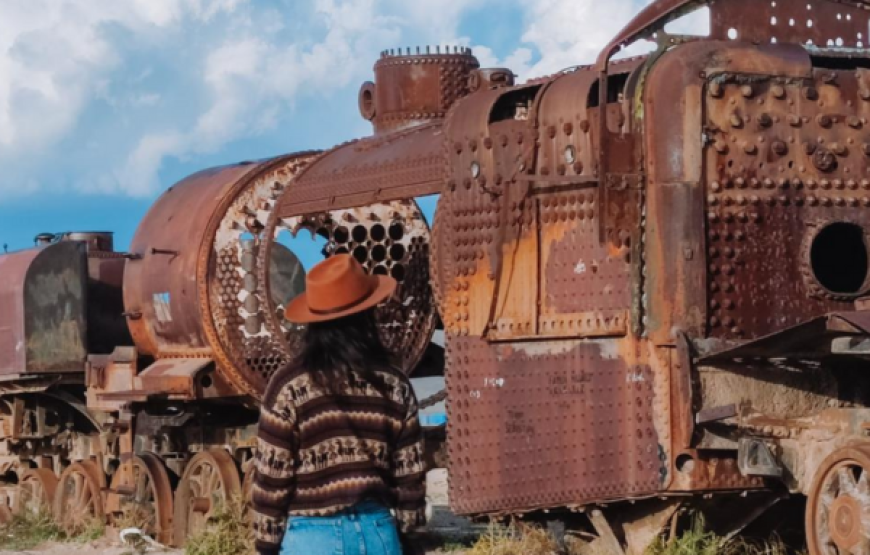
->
[758,113,772,127]
[730,114,744,128]
[813,148,837,172]
[772,140,788,155]
[740,85,754,98]
[803,87,819,101]
[816,114,832,128]
[709,82,724,98]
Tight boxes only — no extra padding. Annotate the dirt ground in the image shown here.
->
[0,470,475,555]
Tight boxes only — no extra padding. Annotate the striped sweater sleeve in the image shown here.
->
[252,381,298,555]
[391,381,427,533]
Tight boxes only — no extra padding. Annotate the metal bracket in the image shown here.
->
[737,437,782,477]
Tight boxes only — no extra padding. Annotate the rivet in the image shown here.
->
[861,89,870,101]
[579,120,590,132]
[822,72,837,84]
[709,82,724,98]
[547,125,557,139]
[730,114,744,128]
[771,85,786,99]
[803,142,817,155]
[711,181,722,192]
[833,179,844,189]
[735,177,746,188]
[831,143,847,156]
[863,144,870,156]
[714,141,729,154]
[803,87,819,101]
[817,114,832,128]
[758,113,772,127]
[483,137,493,149]
[741,84,754,98]
[563,122,574,135]
[743,143,757,154]
[788,114,802,127]
[849,116,863,129]
[772,140,788,155]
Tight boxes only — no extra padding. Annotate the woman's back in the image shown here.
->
[252,364,426,554]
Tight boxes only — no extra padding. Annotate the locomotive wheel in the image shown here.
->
[15,468,57,516]
[172,449,241,546]
[807,444,870,555]
[111,454,174,545]
[53,461,105,535]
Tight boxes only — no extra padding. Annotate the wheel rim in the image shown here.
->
[53,461,104,534]
[172,450,240,546]
[111,454,173,545]
[808,446,870,555]
[16,469,57,516]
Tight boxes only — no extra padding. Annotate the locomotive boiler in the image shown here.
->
[1,0,870,552]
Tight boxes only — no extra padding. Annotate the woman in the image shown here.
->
[251,254,427,555]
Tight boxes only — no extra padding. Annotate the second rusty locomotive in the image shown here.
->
[2,0,870,553]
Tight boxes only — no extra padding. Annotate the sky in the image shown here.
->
[0,0,705,259]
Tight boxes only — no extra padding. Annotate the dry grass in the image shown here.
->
[184,497,254,555]
[646,516,800,555]
[0,509,104,551]
[466,522,560,555]
[458,515,803,555]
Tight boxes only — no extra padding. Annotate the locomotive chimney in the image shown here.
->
[359,46,480,134]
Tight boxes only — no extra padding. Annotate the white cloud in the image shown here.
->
[0,0,710,201]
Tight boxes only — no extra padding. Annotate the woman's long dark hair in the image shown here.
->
[293,308,392,391]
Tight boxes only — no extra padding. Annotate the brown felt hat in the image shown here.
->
[284,254,397,324]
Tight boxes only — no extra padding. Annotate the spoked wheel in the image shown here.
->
[110,454,174,545]
[172,449,241,546]
[53,461,105,534]
[807,444,870,555]
[15,468,57,516]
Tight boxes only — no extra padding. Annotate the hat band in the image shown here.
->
[308,279,377,316]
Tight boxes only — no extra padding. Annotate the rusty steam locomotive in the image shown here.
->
[2,0,870,552]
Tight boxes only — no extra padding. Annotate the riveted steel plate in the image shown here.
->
[704,72,870,340]
[446,335,661,514]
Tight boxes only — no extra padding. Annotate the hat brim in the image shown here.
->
[283,274,397,324]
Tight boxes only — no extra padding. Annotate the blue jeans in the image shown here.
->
[280,501,403,555]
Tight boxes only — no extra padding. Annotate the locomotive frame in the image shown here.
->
[2,0,870,553]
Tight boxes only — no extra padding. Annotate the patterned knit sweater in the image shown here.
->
[251,364,427,555]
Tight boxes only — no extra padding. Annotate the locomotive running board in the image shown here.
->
[699,311,870,362]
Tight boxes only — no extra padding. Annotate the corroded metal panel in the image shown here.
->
[446,336,661,514]
[704,68,870,340]
[0,242,89,374]
[274,123,446,216]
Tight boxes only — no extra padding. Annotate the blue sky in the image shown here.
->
[0,0,677,256]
